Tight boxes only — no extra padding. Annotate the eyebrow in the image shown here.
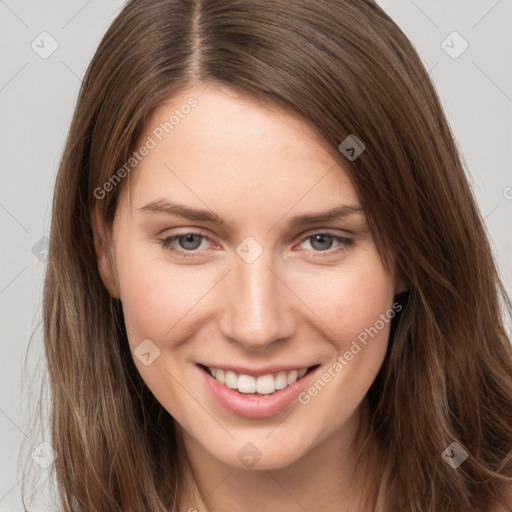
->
[137,199,364,228]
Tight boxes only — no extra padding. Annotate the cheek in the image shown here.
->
[293,250,395,346]
[114,239,213,347]
[293,253,394,431]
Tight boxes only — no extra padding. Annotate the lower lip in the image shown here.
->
[198,364,320,419]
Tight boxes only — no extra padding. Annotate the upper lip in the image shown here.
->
[198,363,318,378]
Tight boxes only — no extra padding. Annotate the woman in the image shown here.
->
[31,0,512,510]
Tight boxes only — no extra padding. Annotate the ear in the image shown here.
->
[90,206,120,299]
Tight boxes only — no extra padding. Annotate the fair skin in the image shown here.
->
[92,85,409,512]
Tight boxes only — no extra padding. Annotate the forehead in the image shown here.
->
[122,86,360,222]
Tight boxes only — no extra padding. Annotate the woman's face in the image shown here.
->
[94,85,402,470]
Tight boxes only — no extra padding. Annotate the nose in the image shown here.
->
[218,248,295,351]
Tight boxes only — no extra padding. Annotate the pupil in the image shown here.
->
[312,234,332,251]
[180,234,201,250]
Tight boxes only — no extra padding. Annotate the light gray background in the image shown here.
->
[1,1,511,510]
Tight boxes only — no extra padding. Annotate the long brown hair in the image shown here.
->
[24,0,512,510]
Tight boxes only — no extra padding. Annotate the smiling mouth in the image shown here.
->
[198,364,320,395]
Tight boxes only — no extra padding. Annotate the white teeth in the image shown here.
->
[225,370,238,389]
[216,368,225,384]
[207,366,310,394]
[238,374,256,393]
[274,371,288,390]
[287,369,299,385]
[255,374,274,394]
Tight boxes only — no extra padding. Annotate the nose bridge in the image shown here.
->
[220,244,293,349]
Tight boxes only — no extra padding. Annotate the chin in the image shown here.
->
[205,433,313,471]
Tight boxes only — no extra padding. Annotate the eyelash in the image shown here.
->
[158,231,354,259]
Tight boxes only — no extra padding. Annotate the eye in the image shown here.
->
[158,230,354,259]
[159,233,213,258]
[297,232,353,257]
